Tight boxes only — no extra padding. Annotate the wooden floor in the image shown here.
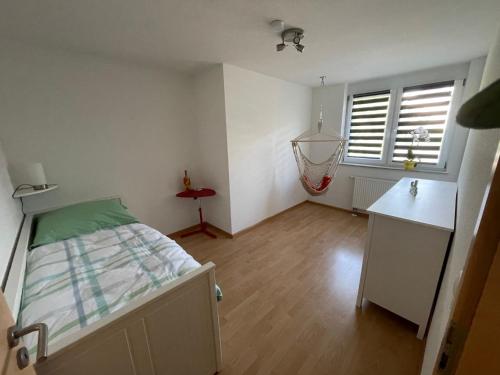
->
[173,202,424,375]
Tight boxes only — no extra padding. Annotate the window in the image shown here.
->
[392,81,454,165]
[344,79,462,170]
[346,90,390,160]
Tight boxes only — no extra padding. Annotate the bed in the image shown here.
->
[4,198,222,375]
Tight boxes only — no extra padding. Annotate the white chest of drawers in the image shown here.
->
[356,177,457,339]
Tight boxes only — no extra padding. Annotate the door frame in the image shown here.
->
[433,144,500,374]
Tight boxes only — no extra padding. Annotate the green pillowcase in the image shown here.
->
[31,198,139,249]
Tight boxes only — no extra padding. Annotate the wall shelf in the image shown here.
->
[13,184,59,198]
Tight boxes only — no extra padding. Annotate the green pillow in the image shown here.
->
[31,198,138,249]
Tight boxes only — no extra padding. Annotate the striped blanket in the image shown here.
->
[20,223,221,354]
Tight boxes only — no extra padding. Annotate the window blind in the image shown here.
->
[392,81,454,164]
[346,90,391,160]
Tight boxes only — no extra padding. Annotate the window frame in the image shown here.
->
[343,79,465,172]
[343,88,398,167]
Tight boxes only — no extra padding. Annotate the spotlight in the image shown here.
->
[295,44,305,53]
[276,27,305,54]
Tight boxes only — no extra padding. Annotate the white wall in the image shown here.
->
[222,64,311,233]
[421,30,500,375]
[0,45,312,237]
[309,62,481,210]
[0,140,23,285]
[0,42,199,235]
[193,65,232,233]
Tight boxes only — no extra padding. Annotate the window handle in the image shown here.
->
[7,323,48,366]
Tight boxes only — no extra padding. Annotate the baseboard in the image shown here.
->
[168,199,365,240]
[306,200,369,217]
[206,223,234,238]
[231,200,308,238]
[168,222,233,239]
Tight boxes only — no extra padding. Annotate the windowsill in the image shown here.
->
[340,162,448,174]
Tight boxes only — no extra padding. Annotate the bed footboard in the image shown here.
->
[34,263,222,375]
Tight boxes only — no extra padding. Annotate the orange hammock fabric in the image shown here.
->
[302,175,332,194]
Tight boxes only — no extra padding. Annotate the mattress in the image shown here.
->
[20,223,221,354]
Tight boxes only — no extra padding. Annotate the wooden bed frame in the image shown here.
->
[3,211,222,375]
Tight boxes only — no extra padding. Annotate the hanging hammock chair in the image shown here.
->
[291,76,347,196]
[292,132,346,195]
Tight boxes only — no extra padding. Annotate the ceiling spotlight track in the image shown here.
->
[271,21,305,53]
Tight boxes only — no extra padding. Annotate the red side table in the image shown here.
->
[176,188,217,238]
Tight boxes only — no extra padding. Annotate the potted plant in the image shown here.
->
[404,126,430,170]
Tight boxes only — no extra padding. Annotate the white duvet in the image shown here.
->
[20,223,202,353]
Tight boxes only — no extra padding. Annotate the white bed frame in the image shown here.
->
[4,210,222,375]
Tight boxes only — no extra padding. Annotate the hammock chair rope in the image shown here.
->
[290,76,347,196]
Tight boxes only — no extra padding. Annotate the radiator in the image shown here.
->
[352,176,397,211]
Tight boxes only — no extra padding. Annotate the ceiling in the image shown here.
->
[1,0,499,86]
